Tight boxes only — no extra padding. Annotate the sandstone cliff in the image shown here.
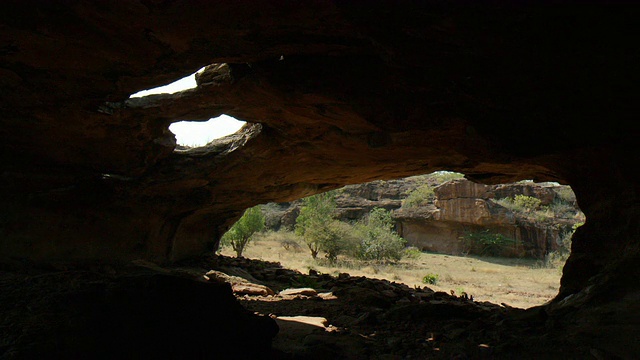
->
[395,179,582,259]
[265,176,582,259]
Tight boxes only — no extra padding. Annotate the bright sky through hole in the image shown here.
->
[129,67,246,146]
[170,116,245,146]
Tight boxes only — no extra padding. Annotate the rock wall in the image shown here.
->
[1,2,639,357]
[395,179,577,258]
[268,178,577,259]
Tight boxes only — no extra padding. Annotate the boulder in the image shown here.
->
[279,288,318,297]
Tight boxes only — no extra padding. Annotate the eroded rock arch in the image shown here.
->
[1,1,638,357]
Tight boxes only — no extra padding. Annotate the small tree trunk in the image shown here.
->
[310,249,318,259]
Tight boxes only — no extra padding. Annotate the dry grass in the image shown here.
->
[220,231,562,309]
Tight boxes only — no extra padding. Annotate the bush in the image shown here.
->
[461,230,517,257]
[354,208,407,261]
[513,194,542,213]
[403,246,422,259]
[294,190,356,262]
[220,205,265,257]
[532,207,555,222]
[422,273,439,285]
[494,195,543,215]
[425,171,464,184]
[402,184,435,208]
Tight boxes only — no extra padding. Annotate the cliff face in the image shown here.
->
[395,179,579,258]
[1,1,639,357]
[273,177,580,259]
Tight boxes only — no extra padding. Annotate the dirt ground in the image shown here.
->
[1,252,586,359]
[221,236,563,309]
[201,254,579,359]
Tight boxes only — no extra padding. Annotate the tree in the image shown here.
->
[221,205,265,257]
[295,191,339,259]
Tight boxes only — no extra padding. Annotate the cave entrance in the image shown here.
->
[218,172,583,309]
[169,115,246,147]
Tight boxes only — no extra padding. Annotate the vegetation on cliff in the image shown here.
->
[222,172,583,266]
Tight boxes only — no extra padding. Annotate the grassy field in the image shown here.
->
[219,231,563,309]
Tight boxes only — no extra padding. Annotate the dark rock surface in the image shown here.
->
[0,266,279,359]
[1,1,639,358]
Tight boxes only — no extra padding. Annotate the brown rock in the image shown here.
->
[395,179,578,258]
[205,270,275,296]
[1,3,639,358]
[276,316,328,329]
[279,288,318,297]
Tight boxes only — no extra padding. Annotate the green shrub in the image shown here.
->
[532,207,555,222]
[402,184,435,208]
[403,246,422,259]
[425,171,464,184]
[461,230,517,257]
[354,208,407,261]
[513,195,542,213]
[495,195,543,215]
[422,273,439,285]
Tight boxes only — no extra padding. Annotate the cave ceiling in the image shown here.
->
[0,1,637,266]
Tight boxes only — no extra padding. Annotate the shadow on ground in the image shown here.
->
[0,255,584,359]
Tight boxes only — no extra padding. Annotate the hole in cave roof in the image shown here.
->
[169,115,246,147]
[129,67,206,98]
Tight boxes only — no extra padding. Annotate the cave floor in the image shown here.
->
[1,255,588,359]
[185,255,582,359]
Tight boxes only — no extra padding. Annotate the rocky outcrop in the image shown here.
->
[1,2,639,358]
[0,267,279,358]
[395,179,578,258]
[269,178,579,259]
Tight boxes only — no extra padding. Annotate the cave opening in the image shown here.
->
[128,67,205,98]
[218,172,583,310]
[169,115,246,147]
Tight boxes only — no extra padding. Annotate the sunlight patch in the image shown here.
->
[169,115,246,147]
[129,67,205,98]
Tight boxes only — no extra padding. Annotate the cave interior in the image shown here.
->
[1,1,638,358]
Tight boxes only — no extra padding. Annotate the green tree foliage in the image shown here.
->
[295,191,347,260]
[460,230,517,257]
[422,273,439,285]
[494,195,542,214]
[355,207,406,261]
[221,205,265,257]
[402,184,435,208]
[426,171,464,184]
[513,195,542,213]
